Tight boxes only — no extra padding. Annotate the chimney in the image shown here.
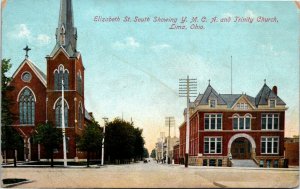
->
[272,86,277,95]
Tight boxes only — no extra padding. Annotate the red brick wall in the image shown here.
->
[46,51,86,159]
[179,110,285,158]
[179,125,186,158]
[173,144,180,164]
[284,142,299,166]
[7,61,47,138]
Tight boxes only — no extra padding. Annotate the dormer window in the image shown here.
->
[270,100,276,108]
[210,100,216,108]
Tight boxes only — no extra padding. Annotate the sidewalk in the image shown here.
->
[162,162,299,171]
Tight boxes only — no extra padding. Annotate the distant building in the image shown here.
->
[177,81,287,167]
[166,136,179,162]
[155,136,179,162]
[173,143,180,164]
[284,136,299,166]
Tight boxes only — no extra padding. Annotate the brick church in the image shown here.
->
[5,0,93,161]
[176,81,287,168]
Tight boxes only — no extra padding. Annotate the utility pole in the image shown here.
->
[179,75,197,168]
[101,117,108,166]
[160,132,165,163]
[155,139,159,160]
[61,71,67,167]
[165,117,175,164]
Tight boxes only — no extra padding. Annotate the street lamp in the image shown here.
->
[61,67,67,167]
[101,117,108,166]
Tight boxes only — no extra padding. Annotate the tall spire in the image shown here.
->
[51,0,77,57]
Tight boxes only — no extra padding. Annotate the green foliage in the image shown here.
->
[33,122,63,159]
[1,59,22,167]
[1,126,23,151]
[78,121,102,167]
[150,149,156,158]
[78,122,102,152]
[105,118,145,162]
[143,148,149,158]
[1,59,15,127]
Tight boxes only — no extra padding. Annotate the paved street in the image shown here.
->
[2,160,299,188]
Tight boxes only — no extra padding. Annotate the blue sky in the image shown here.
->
[3,0,299,151]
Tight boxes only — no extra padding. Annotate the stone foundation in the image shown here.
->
[189,156,229,167]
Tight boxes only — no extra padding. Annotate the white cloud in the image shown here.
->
[37,34,51,45]
[112,37,140,49]
[9,24,51,46]
[150,43,171,51]
[17,24,31,39]
[245,10,256,17]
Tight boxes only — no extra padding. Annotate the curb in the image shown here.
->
[166,164,299,171]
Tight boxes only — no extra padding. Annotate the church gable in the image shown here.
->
[11,59,47,87]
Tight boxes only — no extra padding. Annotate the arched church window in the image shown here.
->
[19,88,35,124]
[55,98,68,128]
[64,70,69,90]
[54,66,69,90]
[54,71,59,90]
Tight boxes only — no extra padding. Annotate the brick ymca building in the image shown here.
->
[5,0,93,161]
[177,81,287,168]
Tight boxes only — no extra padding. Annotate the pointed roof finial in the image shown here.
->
[208,79,211,86]
[264,79,266,84]
[23,45,31,58]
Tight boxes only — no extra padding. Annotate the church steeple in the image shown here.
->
[50,0,77,57]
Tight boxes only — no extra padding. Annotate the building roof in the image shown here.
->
[197,84,227,106]
[219,94,241,108]
[31,62,46,80]
[255,84,286,106]
[184,82,286,112]
[84,109,92,121]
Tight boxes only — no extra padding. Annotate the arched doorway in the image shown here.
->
[228,133,256,159]
[231,137,251,159]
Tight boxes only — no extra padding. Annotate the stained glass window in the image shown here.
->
[19,88,35,124]
[55,98,68,128]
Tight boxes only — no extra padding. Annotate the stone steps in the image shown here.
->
[231,159,258,167]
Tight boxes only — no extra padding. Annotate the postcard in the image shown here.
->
[1,0,299,188]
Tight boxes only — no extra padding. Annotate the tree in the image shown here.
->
[33,122,62,167]
[1,59,22,167]
[143,148,149,158]
[105,118,145,163]
[78,121,102,167]
[133,128,145,161]
[150,149,156,158]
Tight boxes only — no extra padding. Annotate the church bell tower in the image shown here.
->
[46,0,85,160]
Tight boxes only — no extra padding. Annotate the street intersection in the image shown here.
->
[2,160,299,188]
